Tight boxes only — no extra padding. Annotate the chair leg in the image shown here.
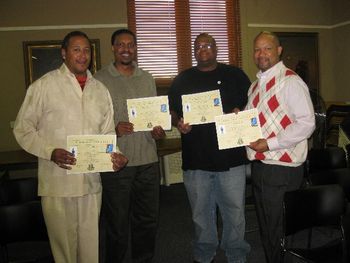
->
[280,237,289,263]
[1,245,9,263]
[307,228,313,248]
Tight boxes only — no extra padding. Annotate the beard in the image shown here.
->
[197,58,217,69]
[120,60,133,66]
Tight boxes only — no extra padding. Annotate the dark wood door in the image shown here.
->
[276,32,319,93]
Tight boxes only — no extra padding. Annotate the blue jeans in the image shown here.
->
[184,165,251,263]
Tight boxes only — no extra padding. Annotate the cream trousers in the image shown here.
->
[41,192,101,263]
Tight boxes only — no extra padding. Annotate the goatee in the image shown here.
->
[121,61,133,66]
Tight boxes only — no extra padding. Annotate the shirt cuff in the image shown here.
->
[42,146,55,161]
[267,136,279,151]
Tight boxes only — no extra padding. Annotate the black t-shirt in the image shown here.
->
[168,63,251,171]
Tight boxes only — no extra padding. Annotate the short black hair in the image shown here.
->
[194,33,217,47]
[61,31,90,50]
[111,29,137,45]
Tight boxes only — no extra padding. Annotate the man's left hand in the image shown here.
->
[151,126,166,140]
[111,152,128,171]
[249,138,269,153]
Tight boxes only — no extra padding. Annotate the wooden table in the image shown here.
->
[0,138,182,175]
[0,150,38,173]
[156,138,182,157]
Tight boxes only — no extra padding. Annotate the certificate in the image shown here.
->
[127,96,171,131]
[215,108,263,150]
[182,90,223,125]
[67,135,117,174]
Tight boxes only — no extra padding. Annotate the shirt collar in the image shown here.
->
[256,61,284,79]
[107,61,142,77]
[59,63,93,80]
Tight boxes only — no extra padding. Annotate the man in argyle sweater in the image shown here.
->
[245,31,315,263]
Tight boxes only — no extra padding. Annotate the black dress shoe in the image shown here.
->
[193,260,214,263]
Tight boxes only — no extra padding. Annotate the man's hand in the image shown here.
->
[51,148,76,170]
[116,122,134,137]
[151,126,166,140]
[232,107,241,114]
[111,152,128,171]
[249,138,269,153]
[176,118,192,134]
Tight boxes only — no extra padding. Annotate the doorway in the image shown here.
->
[276,32,319,93]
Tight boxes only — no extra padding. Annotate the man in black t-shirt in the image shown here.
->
[168,33,251,263]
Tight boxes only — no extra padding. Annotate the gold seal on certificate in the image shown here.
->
[215,108,263,150]
[127,95,171,132]
[182,90,223,125]
[67,134,117,174]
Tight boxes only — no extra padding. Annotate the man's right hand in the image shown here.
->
[116,122,134,137]
[111,152,128,171]
[176,118,192,134]
[51,148,76,169]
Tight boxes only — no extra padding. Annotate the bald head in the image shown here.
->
[254,31,281,47]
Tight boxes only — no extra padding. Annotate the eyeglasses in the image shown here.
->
[195,43,214,51]
[114,42,136,49]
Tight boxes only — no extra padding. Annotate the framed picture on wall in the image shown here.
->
[22,39,101,88]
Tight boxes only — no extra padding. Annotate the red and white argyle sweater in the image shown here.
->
[246,63,307,166]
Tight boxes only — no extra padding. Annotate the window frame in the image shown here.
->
[127,0,242,88]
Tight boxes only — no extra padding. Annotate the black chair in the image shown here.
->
[305,146,347,189]
[281,184,348,263]
[0,177,52,263]
[307,146,350,204]
[347,144,350,167]
[308,146,347,174]
[0,177,39,205]
[309,169,350,202]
